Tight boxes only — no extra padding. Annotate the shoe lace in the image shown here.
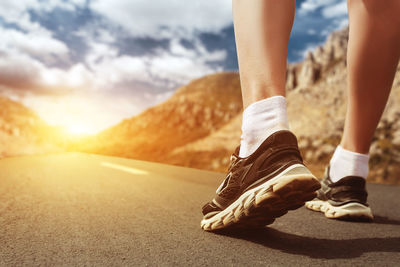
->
[216,155,241,194]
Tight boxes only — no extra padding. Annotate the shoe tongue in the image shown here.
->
[233,146,240,157]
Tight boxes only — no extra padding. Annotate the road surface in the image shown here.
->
[0,153,399,266]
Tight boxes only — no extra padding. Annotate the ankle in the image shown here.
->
[329,145,369,182]
[239,96,289,158]
[241,82,286,109]
[340,139,370,155]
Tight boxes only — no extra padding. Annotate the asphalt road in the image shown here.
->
[0,153,399,266]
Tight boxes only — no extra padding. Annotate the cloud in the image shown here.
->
[0,28,226,99]
[298,0,347,19]
[147,49,225,86]
[83,37,227,91]
[0,0,352,132]
[307,29,317,35]
[289,0,349,62]
[296,0,348,36]
[0,51,94,95]
[0,27,70,65]
[0,53,42,91]
[298,0,338,14]
[0,0,229,100]
[0,0,86,32]
[321,2,347,18]
[89,0,233,38]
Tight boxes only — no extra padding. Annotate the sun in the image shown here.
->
[66,124,93,136]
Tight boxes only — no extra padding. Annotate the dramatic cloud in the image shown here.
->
[0,27,69,64]
[321,2,348,18]
[0,0,350,132]
[290,0,348,61]
[298,0,337,14]
[90,0,233,38]
[297,0,348,30]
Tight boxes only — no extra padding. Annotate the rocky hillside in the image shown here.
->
[80,27,400,184]
[0,97,63,158]
[74,73,243,162]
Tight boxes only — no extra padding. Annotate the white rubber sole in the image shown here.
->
[306,199,373,220]
[201,164,321,231]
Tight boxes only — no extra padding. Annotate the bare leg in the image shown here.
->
[232,0,295,108]
[200,1,322,231]
[341,0,400,154]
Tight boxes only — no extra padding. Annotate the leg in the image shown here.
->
[233,0,295,108]
[307,0,400,221]
[201,1,321,231]
[233,0,296,157]
[341,0,400,154]
[332,0,400,182]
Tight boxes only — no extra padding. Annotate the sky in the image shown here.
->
[0,0,349,135]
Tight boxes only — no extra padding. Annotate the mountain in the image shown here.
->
[75,72,243,161]
[0,96,63,158]
[79,26,400,184]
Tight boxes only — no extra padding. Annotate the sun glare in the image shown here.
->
[26,96,109,137]
[66,124,93,136]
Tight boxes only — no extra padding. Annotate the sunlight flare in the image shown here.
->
[66,124,93,136]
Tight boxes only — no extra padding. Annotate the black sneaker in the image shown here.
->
[305,166,373,221]
[201,130,321,231]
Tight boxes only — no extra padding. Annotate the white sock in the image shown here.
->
[239,96,289,158]
[329,145,369,182]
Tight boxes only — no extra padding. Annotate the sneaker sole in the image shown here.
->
[305,199,373,221]
[201,164,321,231]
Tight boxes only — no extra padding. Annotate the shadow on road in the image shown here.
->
[215,227,400,259]
[373,215,400,225]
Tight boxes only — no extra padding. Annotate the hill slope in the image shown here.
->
[76,72,243,162]
[0,97,63,158]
